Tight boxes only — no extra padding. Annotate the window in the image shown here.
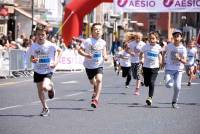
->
[0,24,5,35]
[149,21,156,32]
[149,13,157,20]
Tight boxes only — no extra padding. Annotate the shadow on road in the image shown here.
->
[108,102,172,108]
[158,102,200,106]
[0,114,38,117]
[49,107,94,112]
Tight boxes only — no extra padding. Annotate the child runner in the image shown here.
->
[77,23,108,108]
[29,25,62,116]
[128,32,146,95]
[163,29,187,109]
[140,31,162,106]
[119,42,131,88]
[185,40,198,86]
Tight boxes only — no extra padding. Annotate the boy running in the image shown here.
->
[77,23,108,108]
[163,29,187,109]
[29,25,62,116]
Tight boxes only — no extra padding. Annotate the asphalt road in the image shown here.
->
[0,64,200,134]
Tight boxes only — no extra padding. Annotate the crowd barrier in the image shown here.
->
[0,49,84,78]
[0,49,33,78]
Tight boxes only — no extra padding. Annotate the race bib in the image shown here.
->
[39,58,50,64]
[147,51,158,61]
[92,51,102,63]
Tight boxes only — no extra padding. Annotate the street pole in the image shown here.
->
[31,0,34,35]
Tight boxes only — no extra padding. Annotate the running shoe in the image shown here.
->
[48,82,55,99]
[125,85,129,88]
[187,82,191,86]
[134,88,140,96]
[91,99,98,108]
[172,102,179,109]
[40,108,49,116]
[146,97,152,106]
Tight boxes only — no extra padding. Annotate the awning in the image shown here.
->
[14,7,48,26]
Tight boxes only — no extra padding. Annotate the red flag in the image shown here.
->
[62,0,113,46]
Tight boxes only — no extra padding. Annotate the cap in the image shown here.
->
[172,29,182,36]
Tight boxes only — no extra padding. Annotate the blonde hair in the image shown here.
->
[125,32,136,42]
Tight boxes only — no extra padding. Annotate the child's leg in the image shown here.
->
[165,70,174,88]
[37,82,48,109]
[93,73,103,101]
[172,71,183,103]
[148,68,159,98]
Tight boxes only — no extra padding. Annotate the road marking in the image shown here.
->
[0,105,24,111]
[0,91,89,111]
[61,81,78,84]
[0,80,32,86]
[182,82,200,85]
[0,73,74,87]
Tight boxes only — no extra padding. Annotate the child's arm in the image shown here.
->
[103,46,108,61]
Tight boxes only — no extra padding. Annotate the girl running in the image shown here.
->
[140,31,162,106]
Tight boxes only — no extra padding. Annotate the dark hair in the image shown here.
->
[35,25,48,33]
[91,23,102,32]
[149,31,159,39]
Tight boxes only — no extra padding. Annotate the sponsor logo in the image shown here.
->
[117,0,128,7]
[163,0,174,7]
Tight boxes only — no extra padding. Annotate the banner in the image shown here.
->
[114,0,200,12]
[55,49,84,71]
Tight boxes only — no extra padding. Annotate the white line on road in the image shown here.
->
[0,91,89,111]
[0,105,24,111]
[0,80,32,86]
[61,81,78,84]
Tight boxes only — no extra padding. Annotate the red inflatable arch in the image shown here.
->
[62,0,113,46]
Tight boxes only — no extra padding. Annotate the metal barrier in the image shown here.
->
[0,49,9,78]
[0,49,33,78]
[0,48,85,78]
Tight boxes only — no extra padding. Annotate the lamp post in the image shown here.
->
[31,0,34,35]
[181,15,187,28]
[110,14,120,41]
[181,15,187,43]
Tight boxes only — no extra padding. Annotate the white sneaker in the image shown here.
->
[125,85,129,88]
[40,108,49,116]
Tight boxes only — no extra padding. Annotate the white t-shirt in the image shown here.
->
[81,38,106,69]
[186,47,197,65]
[128,40,146,63]
[165,43,187,71]
[29,41,58,74]
[119,50,131,67]
[142,43,161,68]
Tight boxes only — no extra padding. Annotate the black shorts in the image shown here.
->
[33,72,53,83]
[121,66,131,77]
[85,67,103,80]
